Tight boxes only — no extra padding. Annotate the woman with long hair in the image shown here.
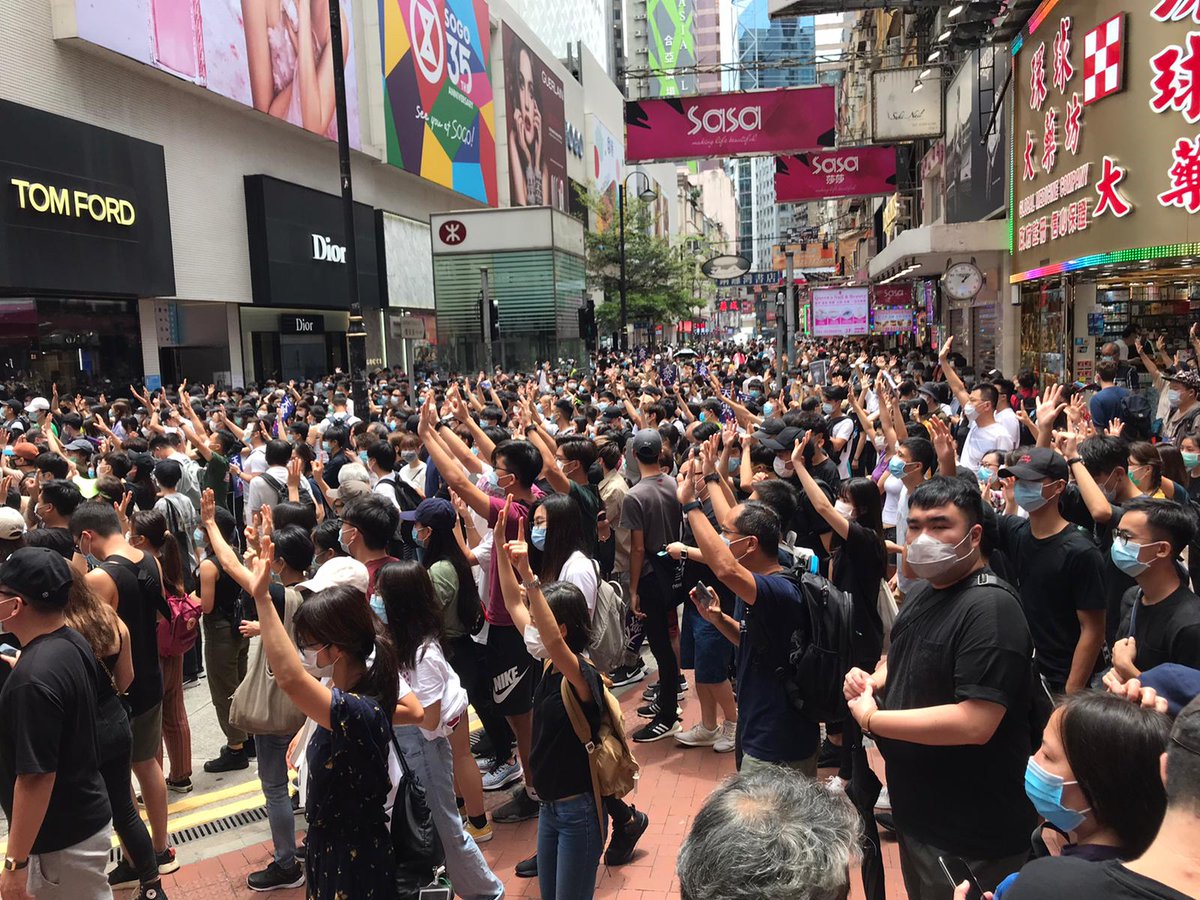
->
[129,509,193,794]
[64,570,164,900]
[375,560,505,900]
[530,493,596,608]
[246,532,421,898]
[1128,441,1167,498]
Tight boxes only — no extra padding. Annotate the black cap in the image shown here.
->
[632,428,663,462]
[999,447,1069,482]
[759,426,803,453]
[0,546,74,608]
[752,417,786,443]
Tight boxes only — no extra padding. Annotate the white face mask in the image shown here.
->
[963,403,980,423]
[834,500,855,520]
[523,623,550,660]
[773,456,794,477]
[299,646,335,678]
[906,530,974,581]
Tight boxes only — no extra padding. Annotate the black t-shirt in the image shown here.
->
[1006,857,1193,900]
[1060,487,1136,648]
[878,568,1036,857]
[831,521,885,670]
[1118,582,1200,672]
[995,516,1107,686]
[530,656,604,802]
[103,553,170,716]
[0,627,111,853]
[782,470,837,572]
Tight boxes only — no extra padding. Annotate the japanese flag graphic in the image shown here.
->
[1083,13,1125,105]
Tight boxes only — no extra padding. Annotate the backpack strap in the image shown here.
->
[259,473,286,503]
[553,659,606,833]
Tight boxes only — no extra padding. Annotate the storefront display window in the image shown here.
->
[1020,282,1066,379]
[0,298,140,387]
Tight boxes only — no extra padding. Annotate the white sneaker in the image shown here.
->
[674,723,720,747]
[875,786,891,811]
[713,720,737,753]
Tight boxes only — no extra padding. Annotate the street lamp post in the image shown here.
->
[618,172,658,352]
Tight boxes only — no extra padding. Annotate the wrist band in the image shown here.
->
[703,473,721,485]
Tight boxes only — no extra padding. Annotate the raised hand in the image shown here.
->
[1035,384,1065,425]
[200,488,216,527]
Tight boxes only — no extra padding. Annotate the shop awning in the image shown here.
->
[867,220,1007,283]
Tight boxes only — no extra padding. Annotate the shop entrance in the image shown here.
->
[250,331,346,383]
[0,297,141,387]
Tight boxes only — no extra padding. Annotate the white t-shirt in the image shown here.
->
[243,445,268,476]
[882,469,903,527]
[958,421,1016,470]
[559,550,599,617]
[372,473,402,510]
[830,417,856,482]
[398,461,426,494]
[994,407,1021,446]
[401,638,468,741]
[895,484,915,594]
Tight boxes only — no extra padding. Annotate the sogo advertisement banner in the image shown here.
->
[502,24,569,213]
[1011,0,1200,281]
[381,0,496,205]
[625,86,836,164]
[775,147,898,203]
[811,287,869,337]
[68,0,359,147]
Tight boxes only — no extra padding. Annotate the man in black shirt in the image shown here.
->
[1006,696,1200,900]
[995,447,1107,694]
[845,477,1035,900]
[0,547,112,898]
[1109,498,1200,678]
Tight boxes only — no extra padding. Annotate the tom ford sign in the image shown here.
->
[0,99,174,297]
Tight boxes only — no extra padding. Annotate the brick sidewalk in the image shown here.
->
[155,682,908,899]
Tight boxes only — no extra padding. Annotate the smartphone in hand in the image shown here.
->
[938,856,984,900]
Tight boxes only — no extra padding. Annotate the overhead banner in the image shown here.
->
[502,24,568,212]
[625,86,836,163]
[811,287,869,337]
[872,68,945,142]
[381,0,497,205]
[873,283,913,306]
[647,0,697,97]
[69,0,359,147]
[775,147,898,203]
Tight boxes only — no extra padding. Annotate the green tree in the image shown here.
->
[578,188,714,333]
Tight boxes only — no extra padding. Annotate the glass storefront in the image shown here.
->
[0,297,141,387]
[1020,282,1067,380]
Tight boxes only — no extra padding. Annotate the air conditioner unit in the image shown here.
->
[634,13,646,20]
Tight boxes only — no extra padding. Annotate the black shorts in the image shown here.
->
[485,623,536,717]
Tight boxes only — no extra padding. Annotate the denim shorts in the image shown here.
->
[679,601,734,684]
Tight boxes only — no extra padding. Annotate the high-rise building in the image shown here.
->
[505,0,613,78]
[624,0,721,99]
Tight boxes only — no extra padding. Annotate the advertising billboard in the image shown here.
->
[945,48,1008,224]
[71,0,359,147]
[647,0,696,97]
[625,86,836,163]
[775,147,898,203]
[502,23,568,213]
[381,0,496,205]
[872,307,913,335]
[872,68,944,142]
[872,283,913,307]
[591,117,621,231]
[811,287,869,337]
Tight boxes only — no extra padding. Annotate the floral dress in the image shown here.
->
[304,688,394,899]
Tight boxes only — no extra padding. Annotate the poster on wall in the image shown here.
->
[591,118,621,231]
[872,68,944,142]
[811,287,869,337]
[775,147,898,203]
[71,0,359,146]
[502,23,568,212]
[647,0,696,97]
[872,307,913,335]
[873,283,913,307]
[944,47,1008,224]
[380,0,496,205]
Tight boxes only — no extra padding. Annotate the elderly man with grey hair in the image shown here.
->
[677,768,862,900]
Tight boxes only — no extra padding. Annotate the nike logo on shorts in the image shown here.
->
[493,665,526,705]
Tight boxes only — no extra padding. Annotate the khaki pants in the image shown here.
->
[26,824,113,899]
[739,752,818,778]
[202,615,248,745]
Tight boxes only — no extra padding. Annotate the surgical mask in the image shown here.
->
[834,500,855,520]
[977,467,995,486]
[1024,758,1090,833]
[339,529,354,554]
[530,525,547,550]
[299,646,334,678]
[762,402,774,417]
[1168,389,1182,408]
[387,421,398,432]
[1184,451,1200,470]
[358,451,369,464]
[597,401,609,412]
[1014,479,1050,513]
[721,534,750,560]
[87,467,95,479]
[821,402,834,415]
[321,441,332,453]
[1111,536,1152,576]
[192,527,205,546]
[906,530,974,580]
[401,450,418,464]
[369,595,388,623]
[963,403,980,423]
[523,623,550,660]
[773,456,794,477]
[888,456,909,479]
[412,529,426,549]
[874,435,886,451]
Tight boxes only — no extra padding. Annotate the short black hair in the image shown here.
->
[899,436,937,477]
[974,383,999,407]
[264,439,292,468]
[70,501,122,538]
[749,479,798,531]
[493,440,542,488]
[154,458,183,489]
[272,524,315,573]
[42,480,84,517]
[542,580,593,653]
[34,452,69,480]
[596,438,622,471]
[559,438,597,469]
[908,475,984,528]
[1080,434,1130,476]
[341,495,399,550]
[734,501,780,558]
[147,435,171,453]
[1167,696,1200,814]
[366,441,396,472]
[1122,497,1198,556]
[324,425,349,450]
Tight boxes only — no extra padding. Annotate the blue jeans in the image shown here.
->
[537,793,605,900]
[394,725,504,900]
[255,732,297,869]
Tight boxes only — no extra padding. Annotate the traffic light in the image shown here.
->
[481,292,500,342]
[489,297,500,342]
[578,300,596,350]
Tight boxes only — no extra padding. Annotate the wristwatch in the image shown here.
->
[521,575,542,592]
[681,500,703,515]
[3,857,28,872]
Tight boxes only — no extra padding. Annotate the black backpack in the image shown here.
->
[1117,393,1153,441]
[258,473,317,512]
[826,414,857,466]
[384,476,422,561]
[751,568,854,724]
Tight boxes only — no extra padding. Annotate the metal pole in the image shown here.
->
[328,0,365,412]
[785,250,796,376]
[481,268,494,373]
[618,183,628,352]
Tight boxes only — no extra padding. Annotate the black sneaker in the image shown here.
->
[605,807,649,866]
[470,728,494,759]
[247,861,305,892]
[107,860,140,890]
[166,777,193,794]
[608,662,646,687]
[295,843,306,862]
[492,787,539,823]
[132,881,169,900]
[632,717,681,743]
[875,811,896,833]
[203,745,249,773]
[157,847,179,876]
[637,700,681,719]
[816,738,841,769]
[514,854,538,878]
[641,677,689,700]
[245,735,257,759]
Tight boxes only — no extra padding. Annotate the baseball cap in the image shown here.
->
[399,497,457,530]
[0,546,73,607]
[631,428,663,463]
[0,507,26,540]
[752,417,786,443]
[1169,370,1200,392]
[296,556,369,596]
[11,442,40,462]
[999,447,1069,482]
[759,426,803,453]
[65,439,95,454]
[23,397,49,414]
[330,479,370,502]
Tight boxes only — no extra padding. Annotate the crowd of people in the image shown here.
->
[0,331,1199,900]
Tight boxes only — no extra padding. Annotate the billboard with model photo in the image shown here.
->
[945,48,1007,223]
[501,23,567,212]
[71,0,359,147]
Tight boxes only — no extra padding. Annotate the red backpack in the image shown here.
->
[157,593,202,657]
